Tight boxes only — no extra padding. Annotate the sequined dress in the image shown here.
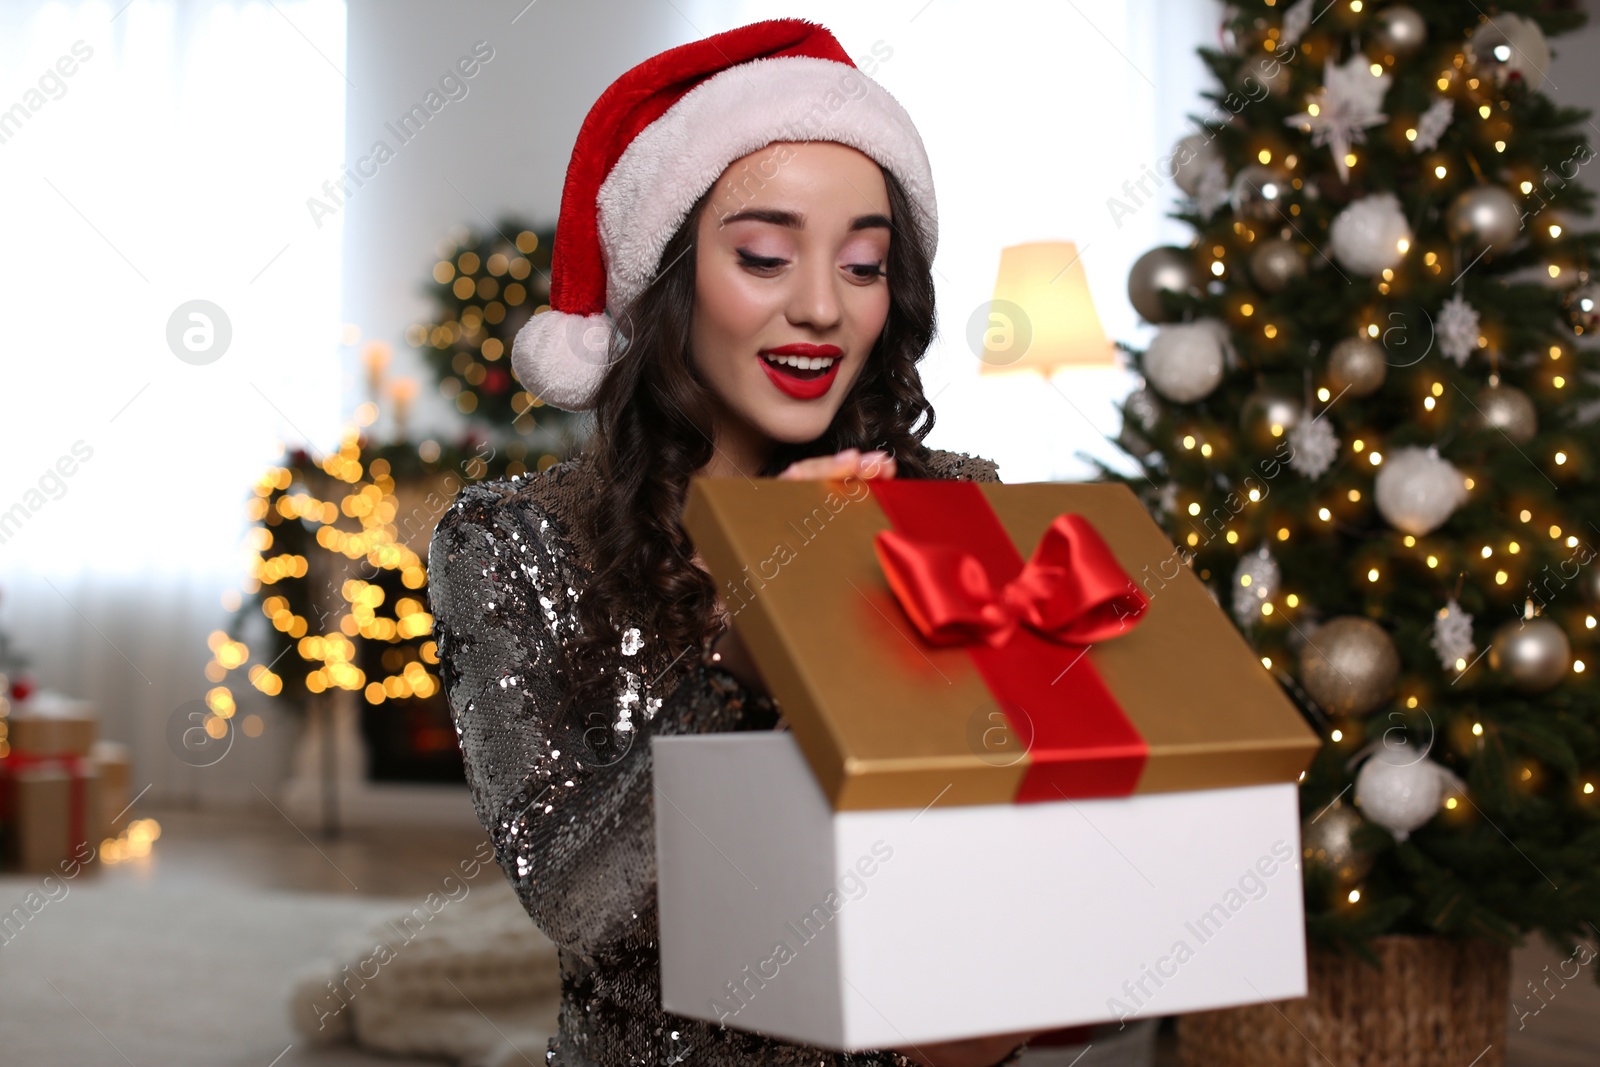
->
[427,447,1006,1067]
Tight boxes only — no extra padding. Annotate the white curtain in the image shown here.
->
[681,0,1225,481]
[0,0,1222,802]
[0,0,346,801]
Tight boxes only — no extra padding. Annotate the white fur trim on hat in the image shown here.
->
[510,307,616,412]
[598,55,937,314]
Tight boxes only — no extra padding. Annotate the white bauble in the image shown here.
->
[1355,748,1451,841]
[1374,446,1467,536]
[1468,14,1551,93]
[1329,193,1412,275]
[1141,320,1230,403]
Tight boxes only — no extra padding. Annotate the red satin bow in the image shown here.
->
[873,514,1148,649]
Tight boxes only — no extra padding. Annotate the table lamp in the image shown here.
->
[977,240,1115,375]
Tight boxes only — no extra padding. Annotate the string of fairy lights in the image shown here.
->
[198,215,587,734]
[1111,1,1600,931]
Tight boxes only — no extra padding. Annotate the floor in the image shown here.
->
[20,799,1600,1066]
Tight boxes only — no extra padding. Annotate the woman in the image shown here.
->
[427,18,1037,1067]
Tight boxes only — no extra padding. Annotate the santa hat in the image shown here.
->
[511,18,938,412]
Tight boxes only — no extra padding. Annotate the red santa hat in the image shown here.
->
[511,18,938,411]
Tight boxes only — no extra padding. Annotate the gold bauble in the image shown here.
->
[1249,239,1306,293]
[1489,618,1571,693]
[1298,616,1400,716]
[1373,5,1427,57]
[1302,800,1375,885]
[1240,388,1302,449]
[1326,337,1387,398]
[1470,382,1537,444]
[1128,247,1200,325]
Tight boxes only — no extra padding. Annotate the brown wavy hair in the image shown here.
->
[560,163,941,751]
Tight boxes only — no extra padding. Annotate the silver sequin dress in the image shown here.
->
[427,447,1004,1067]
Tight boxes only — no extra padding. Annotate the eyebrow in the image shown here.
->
[720,207,892,232]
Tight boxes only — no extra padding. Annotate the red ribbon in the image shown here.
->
[0,750,90,855]
[867,480,1150,800]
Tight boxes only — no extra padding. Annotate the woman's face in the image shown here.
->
[690,140,892,456]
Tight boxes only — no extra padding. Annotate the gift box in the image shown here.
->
[0,752,102,874]
[8,690,99,758]
[656,476,1322,1049]
[91,739,133,840]
[1,691,104,873]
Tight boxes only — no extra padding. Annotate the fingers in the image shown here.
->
[777,447,897,481]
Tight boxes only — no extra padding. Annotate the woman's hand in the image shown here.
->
[891,1029,1039,1067]
[777,446,896,481]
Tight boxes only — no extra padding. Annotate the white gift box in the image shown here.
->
[654,732,1308,1051]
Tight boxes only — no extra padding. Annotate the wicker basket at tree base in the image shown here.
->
[1176,934,1510,1067]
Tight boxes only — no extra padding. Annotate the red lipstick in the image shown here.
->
[758,343,843,401]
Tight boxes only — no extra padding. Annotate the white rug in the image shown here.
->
[0,874,558,1067]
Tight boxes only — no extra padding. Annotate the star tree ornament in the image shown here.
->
[1430,598,1475,671]
[1285,54,1392,184]
[1374,446,1468,536]
[1436,293,1481,365]
[1410,97,1454,153]
[1329,193,1412,275]
[1288,413,1339,479]
[1232,546,1280,627]
[1355,747,1461,842]
[1141,320,1231,403]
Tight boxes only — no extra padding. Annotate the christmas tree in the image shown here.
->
[406,217,586,448]
[1107,1,1600,976]
[209,217,588,732]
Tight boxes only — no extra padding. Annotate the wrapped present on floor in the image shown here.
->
[8,690,98,758]
[91,739,133,841]
[658,476,1322,1050]
[1,691,103,874]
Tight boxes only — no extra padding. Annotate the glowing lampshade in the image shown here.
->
[977,241,1114,374]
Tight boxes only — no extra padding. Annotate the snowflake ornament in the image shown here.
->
[1437,293,1480,366]
[1196,159,1230,218]
[1288,414,1339,479]
[1281,0,1314,46]
[1285,55,1392,184]
[1411,96,1454,153]
[1430,598,1475,671]
[1157,482,1178,518]
[1231,546,1281,628]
